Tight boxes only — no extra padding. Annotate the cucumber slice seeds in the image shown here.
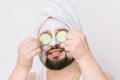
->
[39,32,52,46]
[56,30,68,42]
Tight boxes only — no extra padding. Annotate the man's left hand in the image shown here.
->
[65,29,91,62]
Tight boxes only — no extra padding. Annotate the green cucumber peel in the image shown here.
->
[39,32,52,46]
[56,29,68,42]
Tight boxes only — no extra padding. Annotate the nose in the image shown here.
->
[49,35,57,46]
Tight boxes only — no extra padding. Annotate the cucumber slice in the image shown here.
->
[39,32,52,46]
[56,30,68,42]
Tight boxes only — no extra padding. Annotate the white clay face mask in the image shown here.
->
[38,18,69,46]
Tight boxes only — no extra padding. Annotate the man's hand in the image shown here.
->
[65,29,91,62]
[65,29,110,80]
[17,37,41,72]
[9,37,41,80]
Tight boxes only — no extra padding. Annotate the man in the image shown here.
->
[10,0,114,80]
[9,18,114,80]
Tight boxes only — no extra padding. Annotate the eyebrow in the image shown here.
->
[55,28,66,32]
[40,30,51,34]
[57,28,69,33]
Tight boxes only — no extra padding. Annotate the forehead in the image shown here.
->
[39,18,68,33]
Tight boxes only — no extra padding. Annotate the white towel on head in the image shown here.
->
[35,0,82,36]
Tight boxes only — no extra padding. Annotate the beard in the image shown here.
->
[40,44,75,70]
[45,53,74,70]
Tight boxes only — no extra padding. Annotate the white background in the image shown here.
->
[0,0,120,80]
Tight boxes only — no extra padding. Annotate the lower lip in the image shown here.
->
[49,51,63,58]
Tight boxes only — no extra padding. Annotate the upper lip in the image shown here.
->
[48,49,64,54]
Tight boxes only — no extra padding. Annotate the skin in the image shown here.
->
[9,38,41,80]
[38,18,74,70]
[9,18,114,80]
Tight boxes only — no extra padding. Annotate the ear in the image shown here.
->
[27,72,36,80]
[104,72,115,80]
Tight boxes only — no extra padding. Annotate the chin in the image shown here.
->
[44,54,75,70]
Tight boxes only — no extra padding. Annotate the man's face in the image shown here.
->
[38,18,74,70]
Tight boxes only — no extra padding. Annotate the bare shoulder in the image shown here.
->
[27,72,36,80]
[27,72,114,80]
[104,72,115,80]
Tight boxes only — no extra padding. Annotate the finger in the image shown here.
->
[69,29,86,39]
[23,39,41,52]
[66,32,74,40]
[34,38,41,46]
[66,32,80,40]
[22,37,34,43]
[68,29,81,34]
[64,45,71,52]
[29,42,41,52]
[68,29,77,34]
[26,38,40,45]
[67,30,85,40]
[36,37,43,46]
[66,29,79,40]
[30,48,41,57]
[64,40,73,46]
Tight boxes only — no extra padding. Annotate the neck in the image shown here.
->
[47,61,81,80]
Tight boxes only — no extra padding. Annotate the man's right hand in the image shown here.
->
[9,38,41,80]
[17,37,41,72]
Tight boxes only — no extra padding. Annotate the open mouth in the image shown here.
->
[47,49,65,58]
